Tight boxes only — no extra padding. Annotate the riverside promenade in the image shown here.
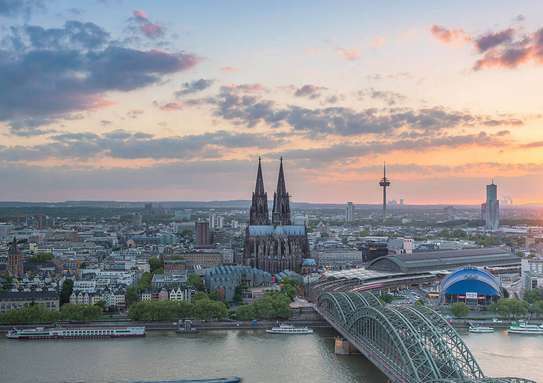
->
[0,318,331,333]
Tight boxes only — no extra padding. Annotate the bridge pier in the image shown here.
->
[334,337,360,355]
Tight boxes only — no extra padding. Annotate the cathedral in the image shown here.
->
[243,158,310,274]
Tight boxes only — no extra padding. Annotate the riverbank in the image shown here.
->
[0,319,331,333]
[449,318,543,329]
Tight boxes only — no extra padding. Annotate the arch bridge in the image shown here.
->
[316,291,534,383]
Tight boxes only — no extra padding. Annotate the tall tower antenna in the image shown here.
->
[379,162,391,222]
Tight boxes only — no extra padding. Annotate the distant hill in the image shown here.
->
[0,200,484,210]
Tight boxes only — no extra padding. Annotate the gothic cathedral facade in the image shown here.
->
[243,158,310,273]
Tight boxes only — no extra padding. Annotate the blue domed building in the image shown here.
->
[440,267,502,305]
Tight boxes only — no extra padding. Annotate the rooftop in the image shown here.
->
[248,225,306,236]
[367,247,520,273]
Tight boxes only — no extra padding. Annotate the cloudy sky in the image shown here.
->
[2,0,543,204]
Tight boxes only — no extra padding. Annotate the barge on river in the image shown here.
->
[6,326,146,340]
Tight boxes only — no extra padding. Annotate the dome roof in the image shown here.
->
[440,267,501,298]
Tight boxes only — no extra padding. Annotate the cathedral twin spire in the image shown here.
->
[249,157,291,226]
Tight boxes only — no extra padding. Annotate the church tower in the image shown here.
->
[7,237,24,278]
[249,157,270,225]
[272,157,291,225]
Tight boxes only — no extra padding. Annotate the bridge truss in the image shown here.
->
[316,291,534,383]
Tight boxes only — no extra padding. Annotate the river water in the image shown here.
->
[0,329,540,383]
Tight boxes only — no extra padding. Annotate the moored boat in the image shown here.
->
[266,323,313,334]
[507,322,543,335]
[468,325,495,333]
[6,326,146,340]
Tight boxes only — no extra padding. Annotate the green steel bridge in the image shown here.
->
[316,291,534,383]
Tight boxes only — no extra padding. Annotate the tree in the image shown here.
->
[234,304,255,320]
[233,286,243,304]
[0,305,60,324]
[126,286,139,307]
[194,299,228,320]
[60,304,102,321]
[188,273,205,291]
[192,291,210,302]
[60,279,74,306]
[94,300,107,311]
[531,301,543,318]
[1,275,13,291]
[208,291,220,301]
[491,298,529,318]
[280,277,299,301]
[524,289,543,304]
[282,284,297,300]
[136,272,152,291]
[128,301,194,321]
[379,293,394,304]
[451,229,467,239]
[148,257,163,273]
[450,302,470,318]
[236,291,291,320]
[29,253,53,263]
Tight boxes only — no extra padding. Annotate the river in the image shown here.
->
[0,329,540,383]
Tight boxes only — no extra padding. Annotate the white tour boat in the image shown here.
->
[266,324,314,334]
[507,322,543,335]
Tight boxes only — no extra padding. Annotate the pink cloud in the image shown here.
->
[133,10,148,19]
[221,66,239,73]
[474,46,533,70]
[370,36,386,48]
[336,47,361,61]
[131,10,164,39]
[224,83,267,93]
[430,25,471,44]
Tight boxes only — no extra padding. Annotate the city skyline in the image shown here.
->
[2,1,543,204]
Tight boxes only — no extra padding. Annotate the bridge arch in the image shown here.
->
[317,292,351,325]
[413,305,484,379]
[346,305,438,382]
[315,291,531,382]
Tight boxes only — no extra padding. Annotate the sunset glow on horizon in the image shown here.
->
[2,1,543,205]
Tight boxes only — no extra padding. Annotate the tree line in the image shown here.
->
[448,289,543,319]
[128,292,228,321]
[0,304,103,324]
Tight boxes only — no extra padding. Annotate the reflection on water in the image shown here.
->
[462,329,543,381]
[0,329,386,383]
[0,329,540,383]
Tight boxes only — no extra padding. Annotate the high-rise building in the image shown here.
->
[481,181,499,230]
[0,223,13,240]
[521,257,543,291]
[244,158,310,273]
[195,221,210,247]
[345,202,354,222]
[7,238,24,278]
[209,214,224,229]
